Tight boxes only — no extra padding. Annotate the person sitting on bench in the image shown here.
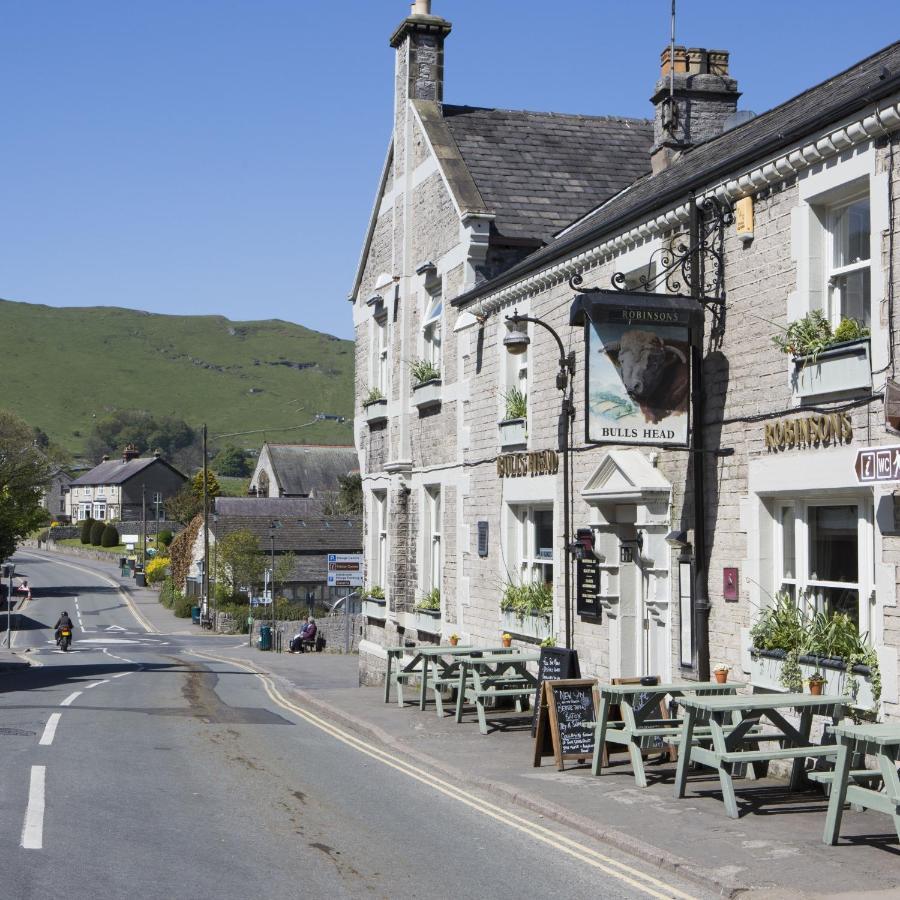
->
[289,617,316,653]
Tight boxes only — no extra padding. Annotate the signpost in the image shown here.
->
[326,553,364,588]
[855,445,900,484]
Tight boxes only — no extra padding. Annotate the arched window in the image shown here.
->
[257,471,270,497]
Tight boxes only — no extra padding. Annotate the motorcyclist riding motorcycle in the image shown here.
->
[54,611,74,649]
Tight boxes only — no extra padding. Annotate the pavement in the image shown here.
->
[13,547,900,899]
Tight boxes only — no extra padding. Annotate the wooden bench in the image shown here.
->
[454,652,540,735]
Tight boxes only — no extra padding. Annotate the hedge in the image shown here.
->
[80,518,95,544]
[90,521,106,546]
[101,524,120,547]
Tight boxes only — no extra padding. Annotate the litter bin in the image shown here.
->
[119,557,128,577]
[135,569,146,587]
[258,624,272,651]
[191,606,201,625]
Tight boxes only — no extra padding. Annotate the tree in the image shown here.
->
[165,470,221,525]
[101,524,120,547]
[215,530,265,599]
[274,550,296,598]
[338,473,362,515]
[90,520,106,546]
[212,445,250,477]
[80,517,95,544]
[0,410,54,560]
[85,410,197,464]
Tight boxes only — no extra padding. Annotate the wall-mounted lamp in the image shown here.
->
[503,314,530,355]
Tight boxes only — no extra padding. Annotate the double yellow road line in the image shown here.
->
[187,648,697,900]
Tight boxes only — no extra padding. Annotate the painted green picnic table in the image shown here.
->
[590,681,738,788]
[383,644,471,706]
[418,645,517,716]
[674,692,850,819]
[454,651,541,735]
[822,722,900,844]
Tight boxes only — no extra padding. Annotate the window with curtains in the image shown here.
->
[824,192,871,328]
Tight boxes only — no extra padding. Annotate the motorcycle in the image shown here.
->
[58,628,72,652]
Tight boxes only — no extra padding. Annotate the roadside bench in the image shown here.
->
[674,692,849,819]
[590,681,739,788]
[454,651,540,735]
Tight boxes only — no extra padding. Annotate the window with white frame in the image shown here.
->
[372,491,388,588]
[503,335,528,421]
[774,498,873,629]
[824,191,871,328]
[93,502,107,521]
[423,486,442,594]
[422,293,442,370]
[507,504,554,586]
[374,315,388,395]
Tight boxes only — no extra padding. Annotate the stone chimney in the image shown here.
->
[651,46,740,173]
[389,1,452,104]
[122,443,140,463]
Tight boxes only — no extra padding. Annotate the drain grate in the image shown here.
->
[0,728,36,736]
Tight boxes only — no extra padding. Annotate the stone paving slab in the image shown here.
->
[31,548,900,897]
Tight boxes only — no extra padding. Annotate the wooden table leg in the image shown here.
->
[591,694,611,776]
[876,748,900,841]
[674,708,697,799]
[454,664,467,723]
[823,739,851,845]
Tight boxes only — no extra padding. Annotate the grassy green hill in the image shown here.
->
[1,298,355,455]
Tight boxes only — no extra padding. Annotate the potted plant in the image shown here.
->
[414,588,441,634]
[363,387,387,424]
[500,581,553,641]
[772,311,871,399]
[410,359,441,409]
[362,585,386,620]
[449,633,459,647]
[808,671,826,696]
[713,664,729,684]
[501,632,512,648]
[499,387,527,448]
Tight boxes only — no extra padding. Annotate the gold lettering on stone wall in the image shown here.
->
[496,450,560,478]
[764,413,852,451]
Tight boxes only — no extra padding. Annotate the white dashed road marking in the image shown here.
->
[85,680,108,689]
[20,766,46,850]
[59,692,81,707]
[39,714,61,747]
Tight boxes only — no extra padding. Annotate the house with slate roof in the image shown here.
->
[186,497,362,605]
[352,3,900,720]
[248,443,358,499]
[67,444,186,523]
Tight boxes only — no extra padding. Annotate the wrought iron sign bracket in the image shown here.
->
[569,195,733,308]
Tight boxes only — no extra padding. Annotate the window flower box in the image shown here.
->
[501,608,553,643]
[498,417,527,449]
[412,378,442,410]
[749,648,876,709]
[414,607,442,635]
[364,398,388,425]
[362,597,387,621]
[792,339,870,400]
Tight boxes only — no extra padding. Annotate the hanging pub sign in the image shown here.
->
[570,290,702,449]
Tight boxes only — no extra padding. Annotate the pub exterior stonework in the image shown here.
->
[350,3,900,719]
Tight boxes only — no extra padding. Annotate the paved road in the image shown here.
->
[1,551,705,900]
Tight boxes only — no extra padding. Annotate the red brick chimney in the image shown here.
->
[122,443,140,462]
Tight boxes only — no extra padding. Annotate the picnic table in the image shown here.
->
[419,645,518,716]
[454,651,541,734]
[590,681,738,788]
[820,722,900,844]
[674,692,849,819]
[383,644,471,706]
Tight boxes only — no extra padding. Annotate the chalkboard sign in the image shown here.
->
[533,679,598,770]
[531,647,581,737]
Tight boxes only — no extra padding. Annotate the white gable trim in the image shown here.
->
[581,449,671,504]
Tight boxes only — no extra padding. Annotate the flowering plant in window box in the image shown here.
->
[749,593,881,709]
[363,388,388,424]
[772,312,871,398]
[500,582,554,641]
[362,584,386,620]
[410,359,441,409]
[498,387,527,448]
[414,588,441,634]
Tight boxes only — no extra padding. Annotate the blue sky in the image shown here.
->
[2,1,894,340]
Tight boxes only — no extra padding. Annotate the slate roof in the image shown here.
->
[70,457,186,487]
[441,105,653,242]
[454,40,900,306]
[262,444,358,497]
[212,496,362,556]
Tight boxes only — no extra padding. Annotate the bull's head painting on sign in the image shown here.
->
[572,290,698,448]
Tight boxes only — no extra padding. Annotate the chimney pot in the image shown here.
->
[411,0,431,14]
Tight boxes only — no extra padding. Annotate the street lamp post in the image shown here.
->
[504,311,576,649]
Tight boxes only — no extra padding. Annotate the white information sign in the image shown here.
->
[327,553,364,587]
[122,534,140,544]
